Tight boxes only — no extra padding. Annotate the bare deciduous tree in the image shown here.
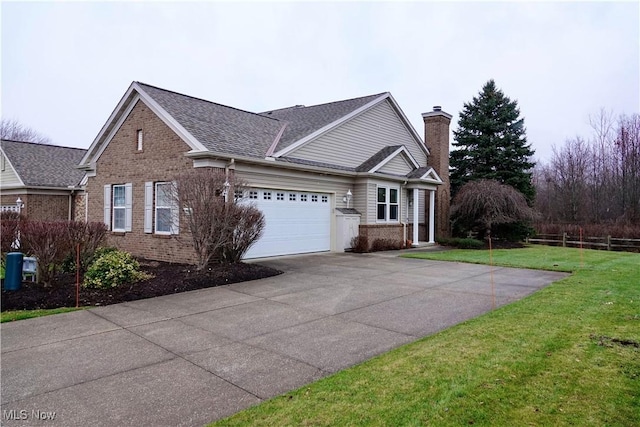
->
[451,179,538,239]
[0,118,51,144]
[173,168,265,269]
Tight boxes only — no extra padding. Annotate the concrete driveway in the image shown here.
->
[1,252,567,426]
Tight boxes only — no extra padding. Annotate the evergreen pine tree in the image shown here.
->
[451,80,536,203]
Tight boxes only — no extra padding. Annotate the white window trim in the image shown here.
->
[109,183,132,232]
[376,185,400,223]
[155,182,172,235]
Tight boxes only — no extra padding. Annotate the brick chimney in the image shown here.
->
[422,106,452,238]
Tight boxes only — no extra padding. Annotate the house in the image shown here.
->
[0,139,87,220]
[78,82,452,263]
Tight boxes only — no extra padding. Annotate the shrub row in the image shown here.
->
[436,237,485,249]
[0,213,107,286]
[350,235,406,253]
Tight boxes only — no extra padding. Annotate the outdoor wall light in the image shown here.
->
[16,197,24,213]
[343,189,352,208]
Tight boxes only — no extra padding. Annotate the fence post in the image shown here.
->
[607,235,611,251]
[562,232,567,247]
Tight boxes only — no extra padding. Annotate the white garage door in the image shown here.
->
[244,189,331,259]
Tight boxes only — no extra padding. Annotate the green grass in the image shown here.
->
[1,307,85,323]
[211,246,640,426]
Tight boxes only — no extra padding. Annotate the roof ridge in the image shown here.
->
[1,139,87,151]
[262,92,389,114]
[135,81,282,123]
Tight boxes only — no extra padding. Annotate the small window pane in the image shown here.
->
[377,204,386,220]
[311,195,318,202]
[377,187,386,203]
[301,194,308,202]
[321,195,328,203]
[289,193,296,201]
[263,192,272,200]
[156,183,172,206]
[113,185,125,207]
[390,188,398,204]
[249,191,258,199]
[390,205,398,220]
[114,209,126,230]
[156,208,171,233]
[277,192,285,201]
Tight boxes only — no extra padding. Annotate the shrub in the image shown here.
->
[216,204,266,264]
[65,221,108,272]
[350,235,369,253]
[19,220,71,286]
[1,211,23,255]
[370,238,404,252]
[437,237,485,249]
[83,249,151,290]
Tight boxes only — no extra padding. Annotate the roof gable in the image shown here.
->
[1,139,87,188]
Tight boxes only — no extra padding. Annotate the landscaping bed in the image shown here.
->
[1,260,282,311]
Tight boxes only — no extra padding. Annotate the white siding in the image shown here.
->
[287,100,428,167]
[408,189,426,224]
[378,154,414,176]
[0,156,22,187]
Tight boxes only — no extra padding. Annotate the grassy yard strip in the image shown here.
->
[212,246,639,426]
[1,307,85,323]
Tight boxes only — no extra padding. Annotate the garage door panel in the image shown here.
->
[244,189,331,259]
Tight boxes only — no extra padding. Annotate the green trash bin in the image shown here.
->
[4,252,23,291]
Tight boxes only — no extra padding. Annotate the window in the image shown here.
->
[321,195,328,203]
[300,194,308,202]
[377,186,399,222]
[311,195,318,202]
[276,192,285,201]
[249,191,258,199]
[263,191,272,200]
[155,182,172,234]
[234,190,244,201]
[136,130,143,151]
[104,183,131,232]
[289,193,297,201]
[113,185,126,231]
[144,181,178,234]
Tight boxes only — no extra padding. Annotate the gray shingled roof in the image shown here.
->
[355,145,403,172]
[260,93,386,153]
[1,140,87,187]
[407,166,432,179]
[137,83,284,158]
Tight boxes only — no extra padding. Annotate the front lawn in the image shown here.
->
[212,246,639,426]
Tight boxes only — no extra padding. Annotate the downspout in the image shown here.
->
[68,189,75,221]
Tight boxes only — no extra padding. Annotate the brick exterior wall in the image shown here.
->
[85,100,197,264]
[1,193,70,220]
[358,224,405,249]
[424,112,452,239]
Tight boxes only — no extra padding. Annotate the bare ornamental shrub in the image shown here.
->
[65,221,108,272]
[350,235,370,253]
[1,211,23,256]
[19,221,71,287]
[174,168,265,269]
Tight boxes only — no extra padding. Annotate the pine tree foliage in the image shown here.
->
[451,80,536,202]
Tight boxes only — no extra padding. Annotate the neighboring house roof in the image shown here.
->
[1,139,87,188]
[356,145,404,172]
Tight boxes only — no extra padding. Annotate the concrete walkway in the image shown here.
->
[1,252,568,426]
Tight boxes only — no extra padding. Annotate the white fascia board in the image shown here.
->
[79,82,138,166]
[386,93,431,157]
[272,93,391,158]
[79,82,208,167]
[192,158,227,168]
[419,167,443,183]
[368,146,420,173]
[135,83,207,152]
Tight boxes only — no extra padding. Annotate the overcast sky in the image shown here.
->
[2,1,638,163]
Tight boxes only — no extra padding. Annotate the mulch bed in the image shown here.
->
[1,260,282,311]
